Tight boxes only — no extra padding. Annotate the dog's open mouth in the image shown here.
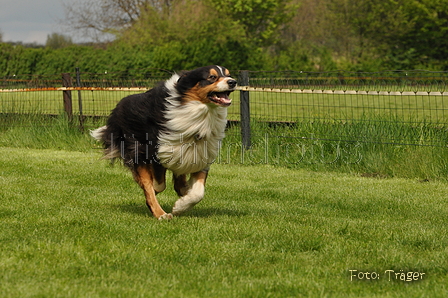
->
[208,91,232,107]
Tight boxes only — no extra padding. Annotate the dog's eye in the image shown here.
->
[208,75,217,81]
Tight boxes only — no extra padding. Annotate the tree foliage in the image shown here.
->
[209,0,295,46]
[392,0,448,69]
[1,0,448,76]
[45,33,74,49]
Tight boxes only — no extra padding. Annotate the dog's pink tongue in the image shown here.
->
[214,92,232,106]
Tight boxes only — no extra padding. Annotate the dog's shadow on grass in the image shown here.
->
[187,207,247,218]
[115,204,149,217]
[116,203,247,218]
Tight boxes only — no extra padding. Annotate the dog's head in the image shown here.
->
[176,65,237,107]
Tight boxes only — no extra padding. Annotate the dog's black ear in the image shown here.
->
[176,69,205,94]
[177,71,190,83]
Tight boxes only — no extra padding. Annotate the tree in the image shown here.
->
[281,0,420,70]
[117,0,259,69]
[208,0,295,46]
[323,0,412,66]
[63,0,293,47]
[62,0,163,41]
[55,0,448,71]
[392,0,448,69]
[45,33,74,49]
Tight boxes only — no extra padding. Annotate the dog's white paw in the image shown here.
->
[158,213,173,221]
[172,202,195,216]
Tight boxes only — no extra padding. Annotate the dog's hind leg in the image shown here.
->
[173,174,188,197]
[172,170,208,216]
[152,162,167,195]
[133,164,172,220]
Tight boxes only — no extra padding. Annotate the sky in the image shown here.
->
[0,0,70,44]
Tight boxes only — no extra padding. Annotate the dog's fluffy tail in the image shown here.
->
[90,125,107,141]
[90,125,121,160]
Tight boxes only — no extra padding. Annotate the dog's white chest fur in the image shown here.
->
[157,75,228,175]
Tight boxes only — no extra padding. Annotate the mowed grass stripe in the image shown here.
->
[0,147,447,297]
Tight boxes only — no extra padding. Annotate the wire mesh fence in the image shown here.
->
[1,69,448,147]
[239,70,448,123]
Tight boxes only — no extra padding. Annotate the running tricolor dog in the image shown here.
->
[91,65,237,220]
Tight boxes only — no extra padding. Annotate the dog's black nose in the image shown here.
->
[227,79,237,88]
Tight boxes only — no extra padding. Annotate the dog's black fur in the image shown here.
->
[91,65,237,219]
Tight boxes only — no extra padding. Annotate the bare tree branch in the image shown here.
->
[60,0,174,42]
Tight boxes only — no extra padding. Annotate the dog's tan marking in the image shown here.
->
[134,165,171,220]
[184,83,223,104]
[209,69,219,81]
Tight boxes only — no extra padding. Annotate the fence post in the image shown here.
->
[239,70,251,149]
[62,73,73,122]
[75,68,84,131]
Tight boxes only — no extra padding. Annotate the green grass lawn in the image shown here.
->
[1,147,447,297]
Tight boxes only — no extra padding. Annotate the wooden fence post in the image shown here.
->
[75,68,84,131]
[239,70,251,149]
[62,73,73,122]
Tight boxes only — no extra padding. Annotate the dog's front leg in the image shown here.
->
[134,165,172,220]
[172,170,208,216]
